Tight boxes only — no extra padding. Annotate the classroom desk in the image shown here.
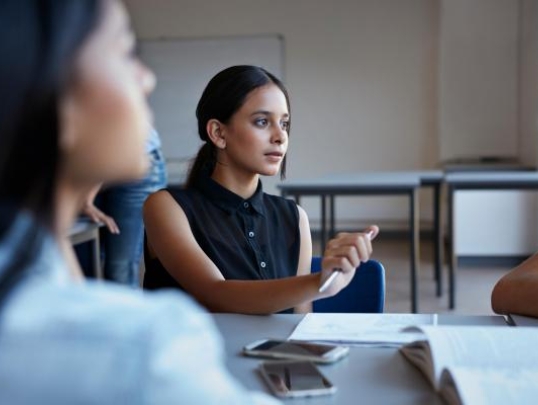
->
[445,171,538,310]
[69,218,103,279]
[213,313,509,405]
[278,171,444,313]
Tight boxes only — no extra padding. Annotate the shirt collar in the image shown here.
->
[194,170,265,216]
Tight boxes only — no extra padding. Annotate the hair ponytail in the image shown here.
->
[185,142,216,188]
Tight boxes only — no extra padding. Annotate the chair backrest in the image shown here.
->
[311,257,385,313]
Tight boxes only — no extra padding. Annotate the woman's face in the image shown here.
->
[60,0,155,186]
[219,84,289,177]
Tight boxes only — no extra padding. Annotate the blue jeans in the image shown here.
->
[96,148,167,287]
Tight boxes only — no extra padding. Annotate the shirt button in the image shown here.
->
[243,202,249,208]
[260,261,266,268]
[248,231,255,238]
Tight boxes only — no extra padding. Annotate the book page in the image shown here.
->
[405,326,538,389]
[440,366,538,405]
[288,313,436,347]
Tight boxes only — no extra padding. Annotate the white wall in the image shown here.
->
[455,191,538,256]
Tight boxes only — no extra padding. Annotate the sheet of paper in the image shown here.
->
[288,313,436,347]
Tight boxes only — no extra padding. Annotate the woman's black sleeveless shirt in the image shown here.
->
[143,172,301,312]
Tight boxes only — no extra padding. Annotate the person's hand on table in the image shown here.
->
[81,185,120,234]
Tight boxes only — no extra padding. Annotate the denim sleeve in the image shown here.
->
[141,292,282,405]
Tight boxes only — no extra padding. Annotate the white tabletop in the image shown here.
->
[213,313,509,404]
[445,171,538,185]
[278,172,421,191]
[69,218,101,237]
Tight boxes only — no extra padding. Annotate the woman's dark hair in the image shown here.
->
[187,65,291,187]
[0,0,103,303]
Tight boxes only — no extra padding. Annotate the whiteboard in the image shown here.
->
[139,35,284,178]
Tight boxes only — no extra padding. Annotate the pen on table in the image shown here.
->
[318,230,374,293]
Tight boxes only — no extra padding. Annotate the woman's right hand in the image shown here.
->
[318,225,379,297]
[81,185,120,234]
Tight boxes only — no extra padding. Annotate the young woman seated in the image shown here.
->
[143,65,379,314]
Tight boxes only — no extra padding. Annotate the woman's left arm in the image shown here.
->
[491,253,538,316]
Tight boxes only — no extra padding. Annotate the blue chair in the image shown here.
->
[311,257,385,313]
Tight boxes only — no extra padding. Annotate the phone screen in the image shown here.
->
[260,360,335,397]
[252,340,336,356]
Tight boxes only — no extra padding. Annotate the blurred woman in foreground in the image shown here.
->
[0,1,279,403]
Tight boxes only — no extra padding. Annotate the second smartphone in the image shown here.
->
[243,339,349,363]
[259,360,336,398]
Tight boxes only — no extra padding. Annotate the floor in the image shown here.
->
[316,237,513,315]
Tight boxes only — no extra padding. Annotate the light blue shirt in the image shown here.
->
[147,127,162,153]
[0,214,280,405]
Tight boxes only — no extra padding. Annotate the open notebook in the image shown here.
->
[400,325,538,405]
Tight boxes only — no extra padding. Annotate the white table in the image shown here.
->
[213,313,509,405]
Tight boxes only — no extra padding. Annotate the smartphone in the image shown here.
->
[259,360,336,398]
[243,339,349,363]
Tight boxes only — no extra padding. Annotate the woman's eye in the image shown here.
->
[255,118,268,127]
[127,45,139,60]
[124,36,140,60]
[281,121,290,131]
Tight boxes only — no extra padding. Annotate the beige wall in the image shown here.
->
[125,0,438,228]
[520,0,538,166]
[448,0,538,257]
[124,0,533,233]
[438,0,519,161]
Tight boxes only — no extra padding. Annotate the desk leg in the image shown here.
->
[410,189,420,313]
[91,230,103,279]
[330,195,335,238]
[448,186,456,310]
[321,195,327,253]
[433,183,442,297]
